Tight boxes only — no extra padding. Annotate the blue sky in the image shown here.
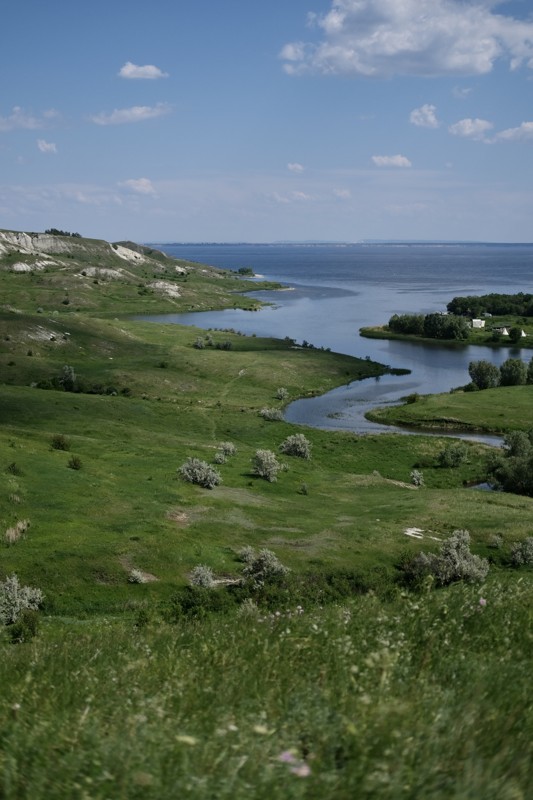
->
[2,0,533,242]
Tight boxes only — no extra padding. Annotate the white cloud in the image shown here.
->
[37,139,57,154]
[410,104,439,128]
[90,103,171,126]
[0,106,46,132]
[452,86,473,99]
[333,188,351,199]
[281,0,533,78]
[448,118,494,140]
[118,62,169,80]
[495,121,533,141]
[119,178,157,195]
[287,162,305,173]
[372,154,412,168]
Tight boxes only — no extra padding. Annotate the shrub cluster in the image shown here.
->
[437,442,468,468]
[259,407,283,421]
[189,564,215,588]
[400,530,489,588]
[510,537,533,567]
[279,433,312,459]
[240,547,289,588]
[251,449,280,482]
[0,574,44,625]
[179,457,221,489]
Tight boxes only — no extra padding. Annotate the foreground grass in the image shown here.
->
[1,578,531,799]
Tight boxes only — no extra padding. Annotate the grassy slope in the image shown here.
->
[367,385,533,433]
[1,231,532,798]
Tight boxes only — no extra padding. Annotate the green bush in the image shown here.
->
[400,530,489,588]
[437,442,468,468]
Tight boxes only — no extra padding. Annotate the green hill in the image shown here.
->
[0,229,531,799]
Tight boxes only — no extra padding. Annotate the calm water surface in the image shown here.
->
[143,243,533,439]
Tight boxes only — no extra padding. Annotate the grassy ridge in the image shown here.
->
[1,231,532,798]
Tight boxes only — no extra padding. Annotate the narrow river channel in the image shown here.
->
[138,281,516,446]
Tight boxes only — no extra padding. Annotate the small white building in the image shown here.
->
[471,319,485,329]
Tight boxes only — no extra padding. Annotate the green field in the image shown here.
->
[1,232,532,798]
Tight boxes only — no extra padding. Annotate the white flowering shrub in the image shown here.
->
[252,449,280,482]
[241,548,289,588]
[279,433,312,459]
[403,530,489,587]
[213,452,227,464]
[510,537,533,566]
[4,519,30,545]
[0,574,44,624]
[128,569,148,584]
[276,387,289,401]
[410,469,424,487]
[190,564,215,588]
[219,442,236,456]
[259,408,283,422]
[179,457,222,489]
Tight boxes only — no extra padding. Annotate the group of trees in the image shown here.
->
[447,292,533,318]
[468,357,533,389]
[388,312,470,341]
[45,228,82,238]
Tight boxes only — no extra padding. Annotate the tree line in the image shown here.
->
[468,357,533,389]
[388,312,470,341]
[447,292,533,318]
[45,228,82,238]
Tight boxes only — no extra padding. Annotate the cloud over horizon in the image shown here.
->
[119,178,157,195]
[90,103,171,126]
[372,154,412,168]
[281,0,533,78]
[118,62,169,80]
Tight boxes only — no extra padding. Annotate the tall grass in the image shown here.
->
[1,577,531,799]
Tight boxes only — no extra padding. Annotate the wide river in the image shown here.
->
[141,243,533,441]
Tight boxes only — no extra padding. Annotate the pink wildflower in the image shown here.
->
[278,750,297,764]
[479,597,487,607]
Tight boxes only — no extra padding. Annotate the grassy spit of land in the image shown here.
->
[1,231,532,798]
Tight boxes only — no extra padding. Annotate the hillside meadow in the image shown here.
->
[1,232,532,798]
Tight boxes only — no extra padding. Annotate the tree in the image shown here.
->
[499,358,527,386]
[508,326,523,344]
[468,360,500,390]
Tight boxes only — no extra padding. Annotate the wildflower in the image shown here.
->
[278,750,297,764]
[176,735,198,746]
[479,597,487,607]
[290,763,311,777]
